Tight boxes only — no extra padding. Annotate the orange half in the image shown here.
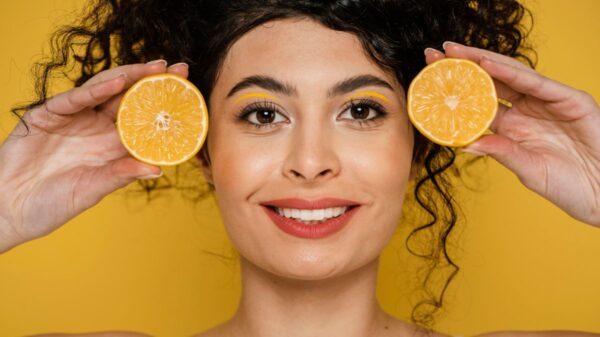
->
[117,73,208,166]
[407,58,497,147]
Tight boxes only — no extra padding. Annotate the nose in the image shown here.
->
[282,123,341,183]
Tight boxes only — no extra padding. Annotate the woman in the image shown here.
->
[1,0,599,336]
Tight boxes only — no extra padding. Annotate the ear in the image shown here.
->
[199,146,214,185]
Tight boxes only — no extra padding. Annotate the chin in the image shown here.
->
[242,242,376,282]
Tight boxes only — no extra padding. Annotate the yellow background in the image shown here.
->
[1,1,599,336]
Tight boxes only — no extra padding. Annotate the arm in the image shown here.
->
[24,331,153,337]
[476,331,600,337]
[0,213,22,253]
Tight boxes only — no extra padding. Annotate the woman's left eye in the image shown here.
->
[338,98,388,126]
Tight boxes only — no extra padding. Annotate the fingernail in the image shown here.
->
[460,147,486,156]
[136,171,163,180]
[146,59,167,66]
[480,55,494,64]
[170,62,189,70]
[110,72,127,82]
[442,41,460,50]
[424,47,443,56]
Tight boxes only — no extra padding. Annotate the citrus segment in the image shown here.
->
[117,73,208,166]
[407,58,498,147]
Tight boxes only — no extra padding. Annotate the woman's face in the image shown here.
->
[203,18,415,280]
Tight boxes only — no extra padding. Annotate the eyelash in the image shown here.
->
[235,98,389,130]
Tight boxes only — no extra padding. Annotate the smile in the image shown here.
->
[260,198,361,239]
[273,206,350,223]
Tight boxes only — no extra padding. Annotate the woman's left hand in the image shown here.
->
[424,41,600,228]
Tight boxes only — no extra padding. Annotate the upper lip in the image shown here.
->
[260,198,360,210]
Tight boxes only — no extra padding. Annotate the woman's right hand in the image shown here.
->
[0,60,189,253]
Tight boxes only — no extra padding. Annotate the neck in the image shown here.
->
[226,255,392,337]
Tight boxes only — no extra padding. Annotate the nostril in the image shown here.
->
[315,169,334,178]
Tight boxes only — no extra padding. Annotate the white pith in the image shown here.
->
[275,207,349,221]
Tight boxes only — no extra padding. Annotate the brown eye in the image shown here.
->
[350,104,370,119]
[239,101,288,128]
[337,98,389,128]
[340,102,379,121]
[256,110,276,124]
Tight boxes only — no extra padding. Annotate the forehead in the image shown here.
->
[213,17,401,100]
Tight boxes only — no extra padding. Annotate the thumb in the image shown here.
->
[461,134,537,177]
[70,156,163,215]
[97,155,163,192]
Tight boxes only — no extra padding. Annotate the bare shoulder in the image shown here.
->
[24,331,153,337]
[475,331,600,337]
[187,316,451,337]
[189,322,228,337]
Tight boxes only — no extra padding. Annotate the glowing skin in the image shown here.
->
[199,18,422,337]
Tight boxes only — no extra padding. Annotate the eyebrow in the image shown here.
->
[226,74,395,99]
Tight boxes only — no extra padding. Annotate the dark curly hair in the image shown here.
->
[10,0,535,330]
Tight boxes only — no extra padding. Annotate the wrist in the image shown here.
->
[0,214,23,254]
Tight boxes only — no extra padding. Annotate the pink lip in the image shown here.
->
[260,198,360,210]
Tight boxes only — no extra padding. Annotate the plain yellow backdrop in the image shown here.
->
[1,1,599,336]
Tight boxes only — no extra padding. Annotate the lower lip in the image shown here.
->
[261,205,360,239]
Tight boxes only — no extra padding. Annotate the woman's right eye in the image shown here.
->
[238,101,288,129]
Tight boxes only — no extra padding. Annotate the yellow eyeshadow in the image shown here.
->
[233,92,277,104]
[348,91,390,103]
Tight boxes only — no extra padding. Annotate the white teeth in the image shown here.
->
[291,209,301,219]
[275,207,349,222]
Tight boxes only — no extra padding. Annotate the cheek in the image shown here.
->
[346,124,413,238]
[346,124,413,196]
[344,127,413,260]
[207,118,288,221]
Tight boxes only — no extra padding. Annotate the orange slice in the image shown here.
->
[407,58,497,147]
[116,73,208,166]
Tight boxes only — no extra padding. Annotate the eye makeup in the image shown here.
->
[348,91,390,103]
[233,92,278,105]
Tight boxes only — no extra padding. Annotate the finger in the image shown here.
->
[41,73,127,117]
[424,47,445,64]
[81,60,168,87]
[105,155,162,181]
[96,62,190,121]
[167,62,189,78]
[479,56,576,103]
[78,155,163,211]
[443,41,534,73]
[487,102,511,135]
[492,78,521,103]
[459,134,539,184]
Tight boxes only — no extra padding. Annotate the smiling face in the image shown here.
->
[202,17,415,280]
